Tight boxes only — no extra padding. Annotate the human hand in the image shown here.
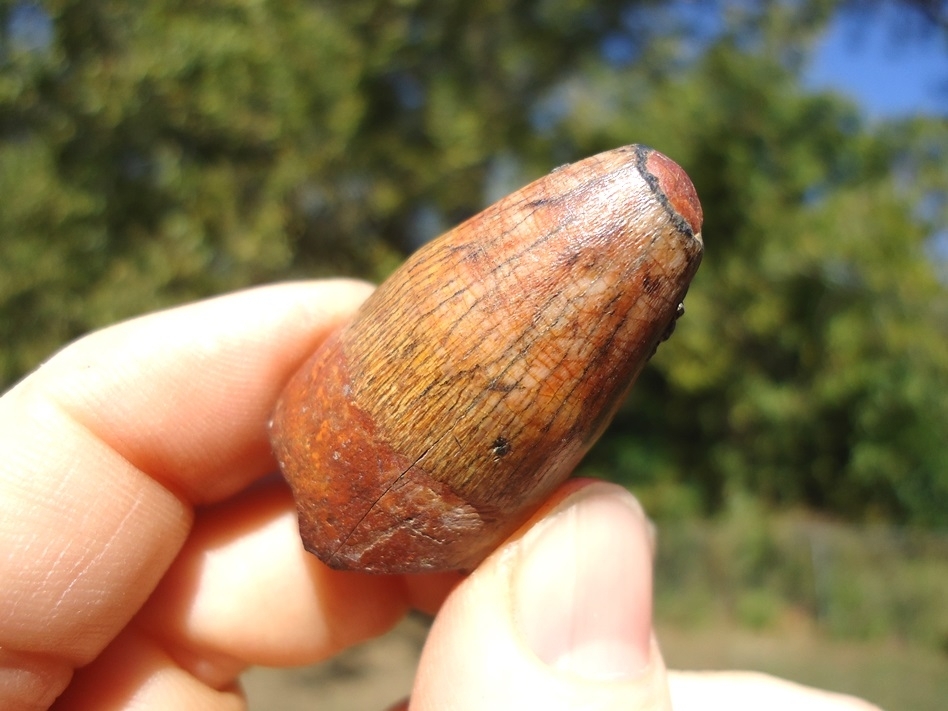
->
[0,281,880,710]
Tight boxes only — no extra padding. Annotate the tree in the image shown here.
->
[0,0,644,386]
[575,14,948,526]
[2,0,946,525]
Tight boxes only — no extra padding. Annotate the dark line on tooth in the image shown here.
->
[633,145,696,239]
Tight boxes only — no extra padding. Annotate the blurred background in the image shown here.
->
[2,0,946,708]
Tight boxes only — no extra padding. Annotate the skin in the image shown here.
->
[0,280,881,711]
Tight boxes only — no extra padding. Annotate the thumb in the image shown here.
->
[409,481,671,710]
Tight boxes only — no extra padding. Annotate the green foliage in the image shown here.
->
[654,503,948,650]
[2,1,946,525]
[576,17,948,527]
[0,0,638,379]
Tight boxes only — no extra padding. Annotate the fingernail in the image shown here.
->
[512,484,653,680]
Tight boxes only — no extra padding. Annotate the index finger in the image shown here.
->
[0,281,371,689]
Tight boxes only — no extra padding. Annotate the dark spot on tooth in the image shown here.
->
[642,273,658,294]
[491,436,511,459]
[659,304,686,343]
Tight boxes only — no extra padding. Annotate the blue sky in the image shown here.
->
[805,2,948,119]
[6,1,946,121]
